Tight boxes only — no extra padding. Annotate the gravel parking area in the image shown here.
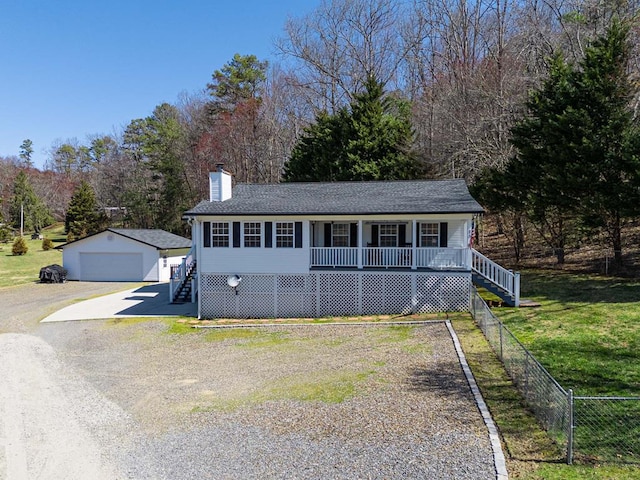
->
[1,283,498,479]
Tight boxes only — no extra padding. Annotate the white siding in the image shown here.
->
[193,214,475,276]
[159,252,190,281]
[199,219,310,275]
[62,231,160,281]
[448,220,467,248]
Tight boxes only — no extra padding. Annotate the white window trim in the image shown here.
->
[276,221,294,248]
[332,223,350,247]
[211,221,230,248]
[243,222,262,248]
[420,222,440,247]
[379,224,398,247]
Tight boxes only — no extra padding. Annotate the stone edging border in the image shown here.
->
[445,319,509,480]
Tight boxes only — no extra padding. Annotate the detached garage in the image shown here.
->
[58,229,191,282]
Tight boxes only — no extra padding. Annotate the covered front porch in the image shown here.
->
[309,219,468,270]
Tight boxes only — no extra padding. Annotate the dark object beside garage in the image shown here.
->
[39,264,67,283]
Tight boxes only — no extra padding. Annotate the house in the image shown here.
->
[176,166,519,319]
[58,228,191,282]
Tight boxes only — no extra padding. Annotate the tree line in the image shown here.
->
[0,0,638,269]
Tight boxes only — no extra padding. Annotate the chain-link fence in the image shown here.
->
[471,290,571,447]
[572,396,640,464]
[470,288,639,464]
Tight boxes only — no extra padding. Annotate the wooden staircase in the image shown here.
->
[472,272,518,306]
[471,249,520,307]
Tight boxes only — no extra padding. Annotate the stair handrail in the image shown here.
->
[471,248,520,307]
[170,245,195,303]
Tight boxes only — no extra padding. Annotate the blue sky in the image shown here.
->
[0,0,318,168]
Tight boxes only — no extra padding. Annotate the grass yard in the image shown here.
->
[0,224,65,288]
[471,270,640,477]
[494,272,640,397]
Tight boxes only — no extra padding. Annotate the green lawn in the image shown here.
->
[0,225,65,288]
[471,271,640,477]
[495,272,640,397]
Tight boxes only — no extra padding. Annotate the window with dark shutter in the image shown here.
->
[420,223,439,247]
[276,222,294,248]
[211,222,229,247]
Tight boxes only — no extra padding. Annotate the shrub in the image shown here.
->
[42,237,54,251]
[0,225,12,243]
[12,237,28,255]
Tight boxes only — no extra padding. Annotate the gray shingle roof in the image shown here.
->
[184,180,483,216]
[108,229,191,249]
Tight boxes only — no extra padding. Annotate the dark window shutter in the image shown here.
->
[294,221,303,248]
[233,221,241,248]
[399,224,407,247]
[415,222,420,247]
[350,223,358,247]
[439,222,448,248]
[203,222,211,248]
[371,225,379,247]
[265,222,273,248]
[324,223,332,247]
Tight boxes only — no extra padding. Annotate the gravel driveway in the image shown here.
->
[0,282,498,480]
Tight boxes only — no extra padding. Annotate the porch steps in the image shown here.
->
[472,272,517,307]
[173,261,197,303]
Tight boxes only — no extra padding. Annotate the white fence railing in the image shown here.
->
[363,247,413,267]
[471,248,520,307]
[415,247,468,269]
[310,247,469,269]
[310,247,358,267]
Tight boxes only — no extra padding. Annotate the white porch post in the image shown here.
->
[412,220,417,270]
[357,220,363,269]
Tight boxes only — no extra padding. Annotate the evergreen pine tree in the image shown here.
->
[284,77,421,182]
[66,181,107,240]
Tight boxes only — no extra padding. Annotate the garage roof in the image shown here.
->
[57,229,191,250]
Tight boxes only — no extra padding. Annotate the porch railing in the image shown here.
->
[471,248,520,307]
[310,247,469,269]
[415,247,468,269]
[310,247,358,267]
[363,247,413,267]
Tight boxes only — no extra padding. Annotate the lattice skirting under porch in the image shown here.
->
[199,271,471,319]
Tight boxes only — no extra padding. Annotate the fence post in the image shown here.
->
[499,321,504,361]
[514,272,521,307]
[567,389,574,464]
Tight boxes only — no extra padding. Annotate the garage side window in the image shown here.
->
[212,222,230,247]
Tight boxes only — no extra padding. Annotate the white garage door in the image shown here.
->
[79,253,144,281]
